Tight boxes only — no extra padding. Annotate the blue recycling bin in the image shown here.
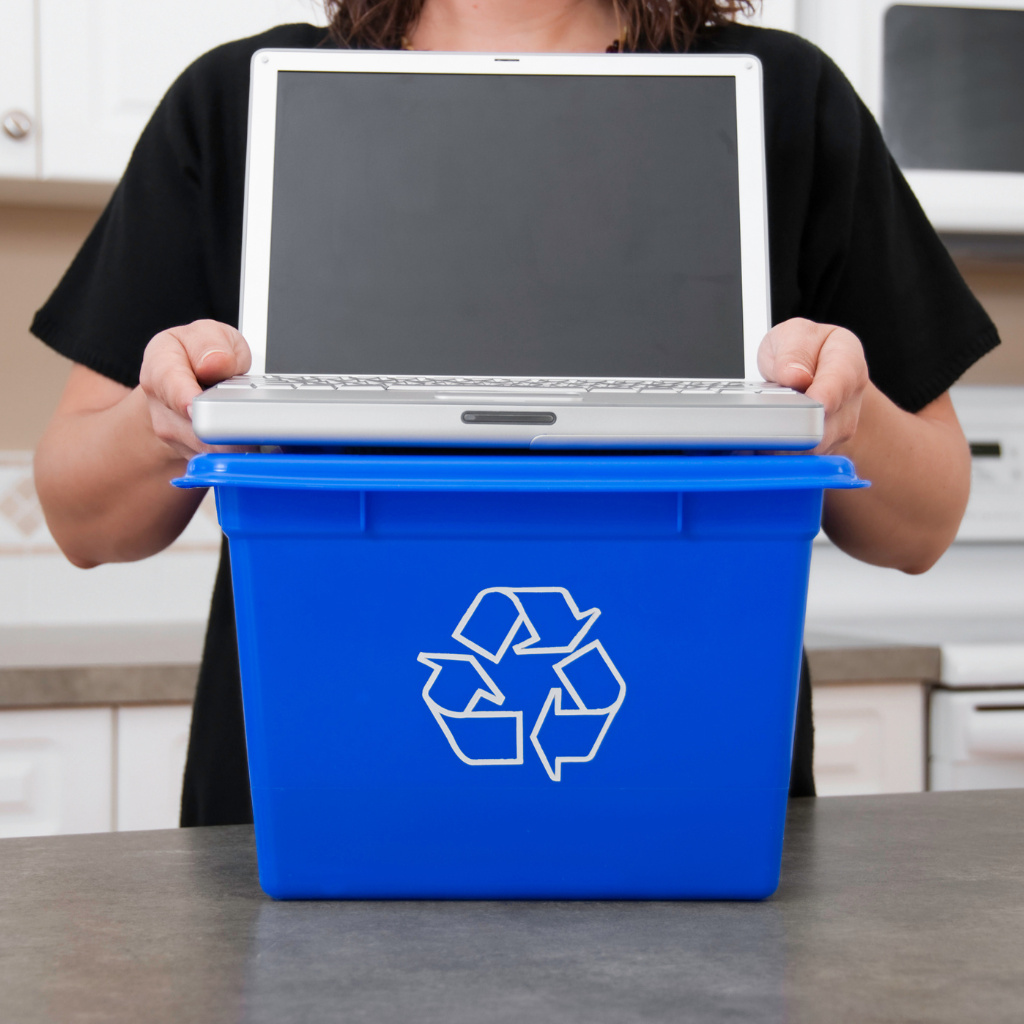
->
[177,453,864,900]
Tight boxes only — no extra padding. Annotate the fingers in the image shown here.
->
[139,320,252,460]
[805,327,868,453]
[145,392,213,461]
[758,318,869,455]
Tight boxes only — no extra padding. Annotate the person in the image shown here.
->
[31,0,997,824]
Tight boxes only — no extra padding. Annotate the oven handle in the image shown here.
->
[967,705,1024,758]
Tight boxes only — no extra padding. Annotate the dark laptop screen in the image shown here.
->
[265,70,744,378]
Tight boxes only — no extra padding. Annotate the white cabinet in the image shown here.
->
[0,0,38,178]
[796,1,869,105]
[812,682,927,796]
[37,0,327,182]
[739,0,800,32]
[0,707,113,837]
[8,1,803,186]
[0,703,195,837]
[116,703,192,831]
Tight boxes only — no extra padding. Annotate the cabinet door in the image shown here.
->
[798,1,878,110]
[116,704,193,831]
[0,708,113,837]
[0,0,38,177]
[38,0,326,182]
[812,682,926,796]
[739,0,800,33]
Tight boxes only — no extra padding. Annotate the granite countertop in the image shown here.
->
[1,790,1021,1023]
[0,623,941,709]
[0,624,204,707]
[803,630,941,683]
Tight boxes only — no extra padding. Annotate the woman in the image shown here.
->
[31,0,996,824]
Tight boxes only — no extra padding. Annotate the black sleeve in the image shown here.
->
[796,54,999,413]
[31,70,222,388]
[29,24,326,389]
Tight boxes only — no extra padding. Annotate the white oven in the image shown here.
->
[932,678,1024,790]
[799,0,1024,233]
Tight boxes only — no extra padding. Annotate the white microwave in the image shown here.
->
[799,0,1024,233]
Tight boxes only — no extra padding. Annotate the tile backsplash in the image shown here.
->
[0,451,220,628]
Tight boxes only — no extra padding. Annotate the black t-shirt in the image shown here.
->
[32,22,998,822]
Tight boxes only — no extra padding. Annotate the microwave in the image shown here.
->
[799,0,1024,233]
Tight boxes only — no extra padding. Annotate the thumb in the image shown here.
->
[177,320,251,387]
[757,318,830,393]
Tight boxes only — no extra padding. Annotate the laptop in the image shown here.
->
[191,49,823,450]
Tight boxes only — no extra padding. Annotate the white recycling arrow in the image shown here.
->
[452,587,600,663]
[529,640,627,782]
[419,652,524,765]
[421,587,625,779]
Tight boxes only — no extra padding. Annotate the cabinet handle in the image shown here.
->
[2,111,32,141]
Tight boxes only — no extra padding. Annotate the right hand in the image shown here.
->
[757,318,869,456]
[138,319,253,460]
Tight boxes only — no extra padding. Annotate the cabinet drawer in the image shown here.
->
[0,708,113,838]
[116,704,193,831]
[813,682,926,796]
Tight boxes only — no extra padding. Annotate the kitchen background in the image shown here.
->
[2,0,1023,836]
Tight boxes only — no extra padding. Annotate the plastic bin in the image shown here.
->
[177,453,864,899]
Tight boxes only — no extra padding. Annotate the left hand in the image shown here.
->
[757,318,869,454]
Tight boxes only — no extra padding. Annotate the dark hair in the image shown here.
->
[324,1,758,53]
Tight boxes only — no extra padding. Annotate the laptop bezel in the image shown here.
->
[239,49,771,381]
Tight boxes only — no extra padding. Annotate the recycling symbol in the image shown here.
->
[419,588,626,781]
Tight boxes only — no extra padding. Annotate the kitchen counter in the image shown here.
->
[803,630,941,683]
[0,663,198,707]
[1,789,1021,1023]
[0,623,203,707]
[0,624,939,708]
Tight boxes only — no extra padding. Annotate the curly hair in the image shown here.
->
[323,1,759,53]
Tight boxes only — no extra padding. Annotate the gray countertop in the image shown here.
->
[1,789,1021,1023]
[803,630,941,683]
[0,624,939,708]
[0,662,198,707]
[0,624,203,707]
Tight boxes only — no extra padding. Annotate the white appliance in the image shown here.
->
[931,676,1024,791]
[949,386,1024,542]
[800,0,1024,233]
[807,387,1024,629]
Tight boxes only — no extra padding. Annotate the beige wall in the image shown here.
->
[1,202,1023,451]
[957,264,1024,385]
[0,205,100,450]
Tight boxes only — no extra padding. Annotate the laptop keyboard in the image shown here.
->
[214,375,791,395]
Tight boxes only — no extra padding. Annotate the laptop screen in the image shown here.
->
[265,70,744,378]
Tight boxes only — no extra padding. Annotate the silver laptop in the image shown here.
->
[191,49,823,449]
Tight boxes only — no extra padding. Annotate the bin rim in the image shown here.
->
[174,453,867,492]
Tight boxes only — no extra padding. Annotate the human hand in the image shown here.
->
[757,318,869,454]
[139,319,253,460]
